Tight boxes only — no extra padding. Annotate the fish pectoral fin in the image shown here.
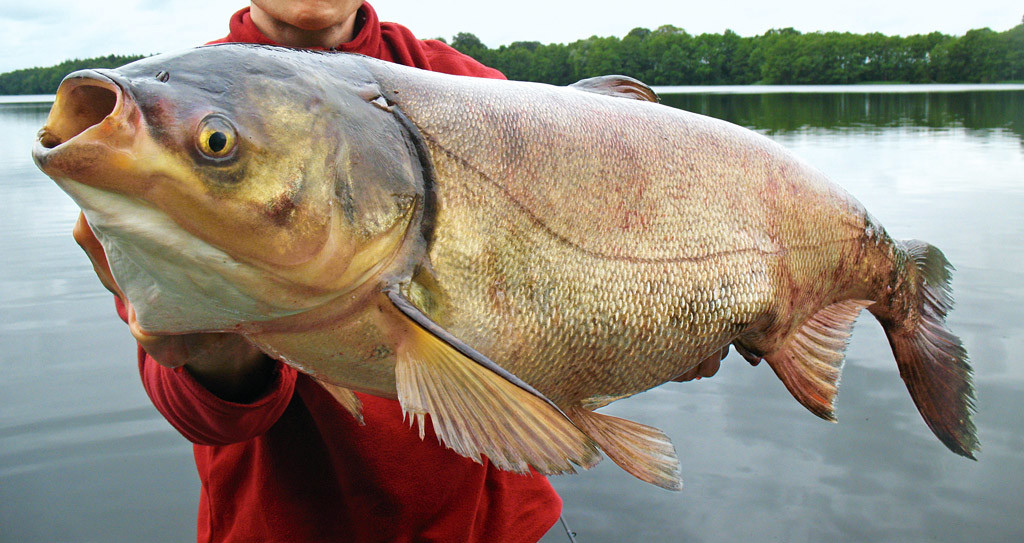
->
[568,406,682,491]
[315,379,364,425]
[387,287,601,475]
[569,75,660,102]
[764,299,874,421]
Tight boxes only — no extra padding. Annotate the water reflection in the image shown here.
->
[0,103,201,542]
[661,90,1024,143]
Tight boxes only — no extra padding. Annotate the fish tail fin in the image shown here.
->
[875,240,979,459]
[763,299,874,421]
[567,406,682,490]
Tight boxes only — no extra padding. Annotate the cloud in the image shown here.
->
[0,0,239,72]
[0,6,53,23]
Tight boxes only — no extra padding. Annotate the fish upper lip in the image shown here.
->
[33,69,131,166]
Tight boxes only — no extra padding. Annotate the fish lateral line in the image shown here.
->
[398,112,866,266]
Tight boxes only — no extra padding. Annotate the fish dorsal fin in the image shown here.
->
[386,287,601,474]
[568,406,682,491]
[569,75,660,102]
[315,379,364,425]
[764,299,874,421]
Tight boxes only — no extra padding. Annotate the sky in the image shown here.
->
[0,0,1021,73]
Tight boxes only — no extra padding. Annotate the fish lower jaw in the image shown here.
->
[68,182,340,333]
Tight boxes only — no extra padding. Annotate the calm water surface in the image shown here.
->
[1,88,1022,542]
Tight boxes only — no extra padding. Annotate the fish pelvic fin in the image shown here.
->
[387,288,601,475]
[765,299,875,422]
[568,406,682,491]
[315,379,365,425]
[880,240,978,459]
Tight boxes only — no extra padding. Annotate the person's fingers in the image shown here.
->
[72,214,261,373]
[72,212,125,300]
[697,355,721,378]
[671,366,698,382]
[673,346,725,382]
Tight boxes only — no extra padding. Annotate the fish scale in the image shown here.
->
[425,146,771,403]
[407,83,797,403]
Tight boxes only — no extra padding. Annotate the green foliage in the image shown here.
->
[449,25,1024,85]
[0,54,147,95]
[5,25,1021,93]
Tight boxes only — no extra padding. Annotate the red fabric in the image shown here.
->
[206,3,505,80]
[131,5,561,542]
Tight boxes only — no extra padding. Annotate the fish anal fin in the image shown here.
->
[765,299,874,421]
[315,379,364,425]
[388,289,601,475]
[568,406,682,491]
[569,75,660,102]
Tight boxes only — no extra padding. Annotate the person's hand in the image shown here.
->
[73,211,125,303]
[672,345,729,382]
[73,213,275,400]
[74,212,181,366]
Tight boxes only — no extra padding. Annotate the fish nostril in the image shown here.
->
[40,81,119,149]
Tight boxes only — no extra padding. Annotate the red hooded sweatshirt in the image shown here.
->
[134,4,561,542]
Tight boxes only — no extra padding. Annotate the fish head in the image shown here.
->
[32,45,427,333]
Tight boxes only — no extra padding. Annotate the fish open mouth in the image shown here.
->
[38,70,122,149]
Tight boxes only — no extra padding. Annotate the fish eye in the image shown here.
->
[196,115,237,159]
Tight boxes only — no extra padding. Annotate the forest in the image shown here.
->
[0,55,146,95]
[449,25,1024,86]
[1,25,1021,94]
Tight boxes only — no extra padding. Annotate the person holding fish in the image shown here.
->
[68,1,574,541]
[39,0,978,539]
[66,0,721,540]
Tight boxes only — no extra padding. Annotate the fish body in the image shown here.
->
[33,44,977,489]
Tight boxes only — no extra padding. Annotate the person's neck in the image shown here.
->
[249,6,359,49]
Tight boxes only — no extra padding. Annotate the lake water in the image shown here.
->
[2,87,1022,542]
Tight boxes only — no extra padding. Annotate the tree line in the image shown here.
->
[0,55,146,95]
[1,24,1022,94]
[447,24,1024,86]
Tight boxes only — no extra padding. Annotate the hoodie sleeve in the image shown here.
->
[116,297,297,445]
